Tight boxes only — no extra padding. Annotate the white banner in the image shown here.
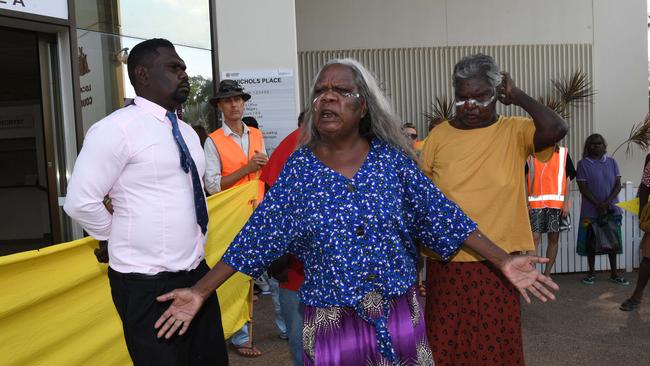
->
[0,0,68,20]
[220,69,297,155]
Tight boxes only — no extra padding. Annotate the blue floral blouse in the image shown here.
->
[222,138,476,308]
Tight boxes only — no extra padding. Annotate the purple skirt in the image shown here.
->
[302,286,434,366]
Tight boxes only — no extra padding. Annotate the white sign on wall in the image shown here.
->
[77,31,109,135]
[220,69,297,155]
[0,0,68,20]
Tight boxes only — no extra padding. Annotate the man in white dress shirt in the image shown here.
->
[64,38,228,366]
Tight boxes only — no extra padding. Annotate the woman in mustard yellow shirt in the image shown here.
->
[420,54,568,366]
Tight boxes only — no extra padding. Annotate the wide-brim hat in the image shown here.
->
[209,79,251,105]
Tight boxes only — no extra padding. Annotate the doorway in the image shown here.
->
[0,26,64,255]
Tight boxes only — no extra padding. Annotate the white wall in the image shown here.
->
[296,0,593,51]
[296,0,447,50]
[296,0,649,182]
[593,0,648,184]
[445,0,592,46]
[214,0,300,113]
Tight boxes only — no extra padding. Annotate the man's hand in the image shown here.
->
[102,196,113,214]
[496,71,524,106]
[499,255,559,304]
[246,151,268,173]
[94,240,109,263]
[154,287,206,339]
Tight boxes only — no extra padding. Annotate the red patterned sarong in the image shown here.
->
[425,259,524,366]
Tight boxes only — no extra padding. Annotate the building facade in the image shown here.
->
[0,0,646,256]
[0,0,217,253]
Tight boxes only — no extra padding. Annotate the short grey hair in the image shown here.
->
[300,58,417,161]
[453,54,502,89]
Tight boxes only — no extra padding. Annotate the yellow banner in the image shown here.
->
[0,180,258,366]
[616,197,640,216]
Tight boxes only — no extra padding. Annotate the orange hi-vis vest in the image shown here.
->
[209,126,265,202]
[527,146,568,209]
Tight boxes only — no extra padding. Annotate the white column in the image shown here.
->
[213,0,300,124]
[592,0,648,183]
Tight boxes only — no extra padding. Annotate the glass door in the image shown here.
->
[0,27,67,255]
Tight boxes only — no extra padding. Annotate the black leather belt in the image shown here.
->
[108,267,192,280]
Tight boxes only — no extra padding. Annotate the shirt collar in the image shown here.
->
[133,96,173,123]
[586,155,607,163]
[222,120,249,137]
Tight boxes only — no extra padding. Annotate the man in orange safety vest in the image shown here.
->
[203,79,268,357]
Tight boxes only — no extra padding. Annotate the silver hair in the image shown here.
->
[452,53,503,89]
[300,58,417,161]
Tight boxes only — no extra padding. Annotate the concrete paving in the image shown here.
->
[522,272,649,366]
[230,272,649,366]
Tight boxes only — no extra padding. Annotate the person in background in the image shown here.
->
[261,111,305,366]
[64,38,228,365]
[242,116,259,129]
[401,122,418,149]
[526,145,576,276]
[153,58,558,366]
[620,153,650,311]
[192,125,208,147]
[428,116,445,131]
[414,117,445,154]
[575,133,629,286]
[204,80,266,199]
[204,79,267,358]
[420,53,567,366]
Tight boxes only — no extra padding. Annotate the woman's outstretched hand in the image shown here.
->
[499,255,559,304]
[154,287,206,339]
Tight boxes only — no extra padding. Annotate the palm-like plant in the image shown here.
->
[538,96,570,120]
[551,70,595,106]
[612,113,650,158]
[424,96,454,128]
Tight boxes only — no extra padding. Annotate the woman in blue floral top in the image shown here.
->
[155,59,559,366]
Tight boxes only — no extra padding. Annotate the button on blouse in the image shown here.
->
[222,138,476,308]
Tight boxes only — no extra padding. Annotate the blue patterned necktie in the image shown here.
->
[166,111,209,234]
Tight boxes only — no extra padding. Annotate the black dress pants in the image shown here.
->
[108,261,228,366]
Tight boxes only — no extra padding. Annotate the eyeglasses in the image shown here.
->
[454,94,495,108]
[408,133,417,140]
[312,88,360,104]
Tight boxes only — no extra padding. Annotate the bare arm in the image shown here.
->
[462,230,559,304]
[220,165,253,189]
[577,180,600,206]
[462,230,510,267]
[605,177,622,205]
[154,261,237,338]
[220,151,267,190]
[561,177,571,218]
[577,178,621,215]
[498,72,568,151]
